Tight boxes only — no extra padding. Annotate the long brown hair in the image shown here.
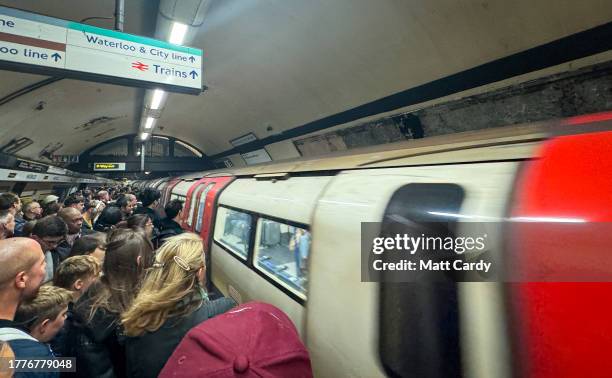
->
[87,229,153,321]
[122,233,205,336]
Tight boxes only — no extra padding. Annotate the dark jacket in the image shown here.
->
[13,216,27,236]
[0,319,57,378]
[49,302,74,357]
[125,296,236,378]
[54,230,93,262]
[64,282,127,378]
[155,218,184,246]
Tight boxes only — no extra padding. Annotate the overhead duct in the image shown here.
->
[155,0,212,42]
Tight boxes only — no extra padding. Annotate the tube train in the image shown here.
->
[135,112,612,378]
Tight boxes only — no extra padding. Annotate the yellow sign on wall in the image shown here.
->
[93,162,125,171]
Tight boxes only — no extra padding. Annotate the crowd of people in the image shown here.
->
[0,187,313,378]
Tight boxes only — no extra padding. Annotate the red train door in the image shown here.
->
[508,129,612,378]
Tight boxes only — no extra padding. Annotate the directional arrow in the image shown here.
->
[189,56,195,63]
[51,53,62,62]
[189,70,198,79]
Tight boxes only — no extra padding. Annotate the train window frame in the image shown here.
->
[377,183,465,378]
[194,183,215,232]
[211,204,309,305]
[252,217,311,301]
[187,183,207,227]
[213,205,253,260]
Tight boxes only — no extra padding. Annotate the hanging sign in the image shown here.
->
[0,6,202,94]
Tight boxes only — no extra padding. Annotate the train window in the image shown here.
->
[170,194,186,202]
[213,207,252,259]
[378,183,464,378]
[194,183,215,232]
[253,218,310,299]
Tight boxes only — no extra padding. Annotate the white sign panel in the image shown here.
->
[241,149,272,166]
[0,6,202,94]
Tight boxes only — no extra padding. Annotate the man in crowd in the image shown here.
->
[30,216,68,283]
[0,210,15,240]
[117,194,135,220]
[15,200,42,236]
[0,192,21,217]
[41,195,59,207]
[56,207,87,261]
[97,190,110,204]
[64,195,85,213]
[0,238,48,361]
[156,199,184,246]
[42,195,61,217]
[127,193,138,211]
[134,188,162,229]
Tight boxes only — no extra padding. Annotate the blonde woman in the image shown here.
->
[122,232,236,378]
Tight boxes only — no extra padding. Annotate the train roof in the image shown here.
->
[193,123,541,177]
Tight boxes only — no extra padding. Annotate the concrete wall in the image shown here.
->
[292,60,612,157]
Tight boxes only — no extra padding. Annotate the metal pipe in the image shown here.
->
[141,144,145,172]
[114,0,125,31]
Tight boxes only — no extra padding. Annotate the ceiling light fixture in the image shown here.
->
[168,22,188,44]
[144,117,155,129]
[140,132,150,141]
[150,89,165,110]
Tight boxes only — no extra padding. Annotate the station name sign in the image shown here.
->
[93,162,126,171]
[0,6,202,94]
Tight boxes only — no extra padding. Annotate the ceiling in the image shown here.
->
[0,0,611,162]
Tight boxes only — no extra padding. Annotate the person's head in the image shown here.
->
[88,229,153,318]
[22,220,37,237]
[122,233,205,337]
[158,302,312,378]
[127,193,137,208]
[83,190,92,201]
[42,195,59,206]
[64,195,85,213]
[97,190,110,203]
[165,199,184,221]
[69,232,106,263]
[140,188,161,208]
[0,238,46,307]
[0,193,21,215]
[58,207,83,235]
[31,216,67,252]
[14,286,72,342]
[23,201,43,220]
[84,200,100,217]
[42,202,62,217]
[95,206,123,229]
[54,255,100,299]
[127,214,154,238]
[0,210,15,239]
[117,194,135,217]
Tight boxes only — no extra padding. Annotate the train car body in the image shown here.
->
[152,114,612,378]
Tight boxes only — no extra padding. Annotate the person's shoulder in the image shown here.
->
[8,338,53,359]
[81,228,94,235]
[204,297,237,318]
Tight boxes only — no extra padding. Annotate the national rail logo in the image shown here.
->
[131,61,149,71]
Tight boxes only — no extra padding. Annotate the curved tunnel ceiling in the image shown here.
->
[0,0,611,162]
